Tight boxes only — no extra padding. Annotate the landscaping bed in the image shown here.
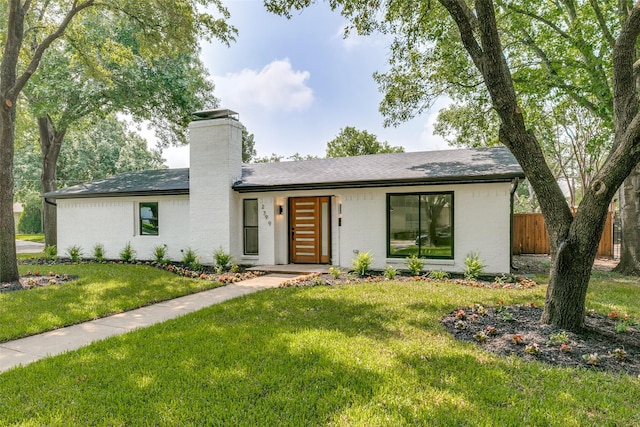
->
[441,304,640,377]
[5,258,265,292]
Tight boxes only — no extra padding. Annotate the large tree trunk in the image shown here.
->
[614,169,640,274]
[0,108,19,285]
[38,116,65,248]
[541,217,605,329]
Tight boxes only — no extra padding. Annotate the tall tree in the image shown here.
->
[242,129,257,163]
[326,126,404,157]
[25,9,221,247]
[0,0,235,285]
[15,115,164,195]
[15,114,164,226]
[266,0,640,331]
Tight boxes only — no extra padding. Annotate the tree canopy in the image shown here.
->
[326,126,404,157]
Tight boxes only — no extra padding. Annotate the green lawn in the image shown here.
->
[0,267,638,425]
[0,264,222,342]
[15,234,44,243]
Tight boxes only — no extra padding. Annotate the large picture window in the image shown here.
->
[387,192,453,258]
[244,199,259,255]
[140,202,159,236]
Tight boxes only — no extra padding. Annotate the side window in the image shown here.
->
[140,202,159,236]
[244,199,258,255]
[387,192,453,258]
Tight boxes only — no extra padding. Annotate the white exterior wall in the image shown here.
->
[236,181,513,274]
[56,195,189,261]
[189,117,243,261]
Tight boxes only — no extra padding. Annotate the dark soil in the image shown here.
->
[0,272,77,292]
[441,305,640,377]
[443,255,640,377]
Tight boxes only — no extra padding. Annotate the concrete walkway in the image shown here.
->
[15,240,45,254]
[0,273,298,373]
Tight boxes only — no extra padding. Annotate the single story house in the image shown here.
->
[44,109,525,274]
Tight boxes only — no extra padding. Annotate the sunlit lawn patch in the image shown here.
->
[0,274,639,425]
[0,264,222,342]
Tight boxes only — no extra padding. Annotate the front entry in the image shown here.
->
[289,197,331,264]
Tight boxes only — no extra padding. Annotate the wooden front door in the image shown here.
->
[289,197,330,263]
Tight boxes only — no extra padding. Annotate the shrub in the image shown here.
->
[429,270,449,280]
[383,265,398,279]
[153,244,169,264]
[213,247,232,270]
[120,242,136,263]
[17,203,42,234]
[351,252,373,277]
[92,243,105,262]
[405,255,424,276]
[43,245,57,261]
[182,247,198,265]
[66,245,83,263]
[328,266,341,279]
[464,252,485,280]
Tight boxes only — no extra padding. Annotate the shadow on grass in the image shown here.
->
[1,282,639,425]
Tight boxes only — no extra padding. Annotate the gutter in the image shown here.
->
[233,174,525,193]
[510,177,520,272]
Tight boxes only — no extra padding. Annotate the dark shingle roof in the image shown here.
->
[44,147,524,199]
[43,168,189,199]
[233,146,524,192]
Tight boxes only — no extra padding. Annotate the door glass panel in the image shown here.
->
[321,200,329,257]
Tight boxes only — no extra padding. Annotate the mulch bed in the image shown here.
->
[2,259,265,292]
[0,272,78,292]
[441,304,640,377]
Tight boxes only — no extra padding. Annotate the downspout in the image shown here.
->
[44,197,57,206]
[510,177,520,272]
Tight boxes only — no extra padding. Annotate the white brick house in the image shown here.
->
[45,109,525,274]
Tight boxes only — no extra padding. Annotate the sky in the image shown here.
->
[162,0,451,168]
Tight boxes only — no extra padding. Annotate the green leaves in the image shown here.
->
[326,126,404,157]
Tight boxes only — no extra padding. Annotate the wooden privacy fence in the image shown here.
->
[512,212,614,258]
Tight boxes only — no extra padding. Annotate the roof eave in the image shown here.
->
[43,189,190,200]
[232,173,525,193]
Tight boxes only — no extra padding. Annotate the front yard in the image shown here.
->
[0,263,639,425]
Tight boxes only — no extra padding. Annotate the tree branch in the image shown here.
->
[437,0,484,72]
[612,1,640,134]
[8,0,96,102]
[589,0,616,48]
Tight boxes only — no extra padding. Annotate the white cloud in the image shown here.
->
[214,59,313,112]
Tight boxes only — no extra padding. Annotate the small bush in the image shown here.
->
[213,247,232,270]
[464,252,485,280]
[66,245,83,263]
[153,244,169,264]
[383,265,398,279]
[92,243,105,262]
[328,266,341,279]
[429,270,449,280]
[120,242,136,263]
[351,252,373,277]
[405,255,424,276]
[43,245,57,261]
[182,247,198,265]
